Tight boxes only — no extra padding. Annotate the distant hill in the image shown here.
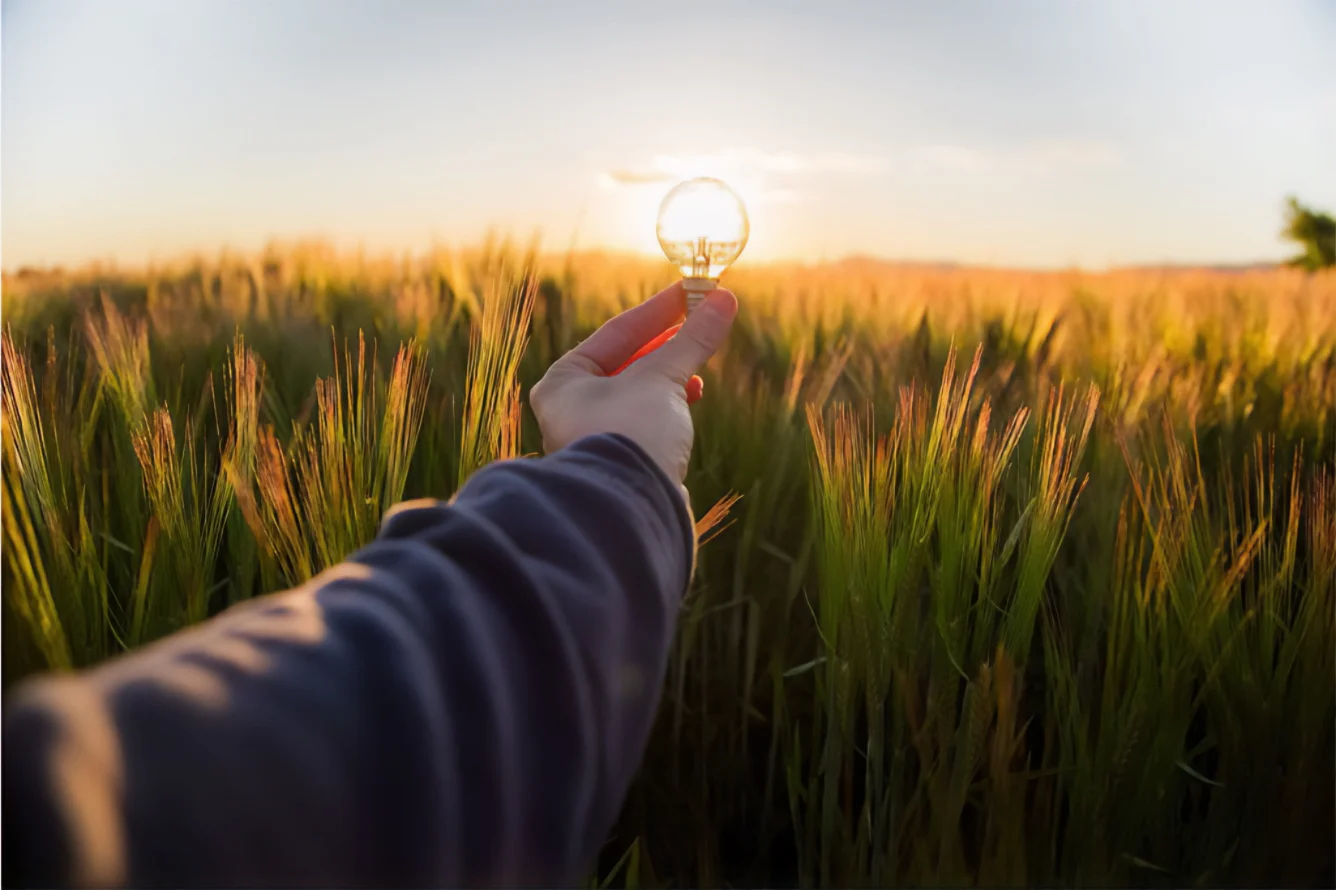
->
[1120,261,1283,274]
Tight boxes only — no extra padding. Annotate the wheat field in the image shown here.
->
[2,243,1333,887]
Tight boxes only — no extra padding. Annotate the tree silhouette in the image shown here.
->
[1282,196,1335,270]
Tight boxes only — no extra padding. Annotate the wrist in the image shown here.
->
[568,433,696,583]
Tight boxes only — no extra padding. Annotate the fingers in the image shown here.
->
[637,288,738,384]
[685,375,703,405]
[565,282,687,375]
[610,324,682,376]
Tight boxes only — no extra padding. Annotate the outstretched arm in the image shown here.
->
[4,434,691,888]
[4,281,738,888]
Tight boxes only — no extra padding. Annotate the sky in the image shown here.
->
[3,0,1334,270]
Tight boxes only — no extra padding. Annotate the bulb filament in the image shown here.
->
[693,236,710,278]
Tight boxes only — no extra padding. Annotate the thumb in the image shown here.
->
[639,288,738,384]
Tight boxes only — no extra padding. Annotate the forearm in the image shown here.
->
[3,434,694,888]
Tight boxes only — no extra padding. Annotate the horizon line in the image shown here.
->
[0,237,1294,278]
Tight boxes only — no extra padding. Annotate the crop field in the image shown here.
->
[2,244,1333,887]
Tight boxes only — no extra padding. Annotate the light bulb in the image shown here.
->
[656,177,749,313]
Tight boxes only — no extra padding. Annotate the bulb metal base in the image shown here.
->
[682,277,716,314]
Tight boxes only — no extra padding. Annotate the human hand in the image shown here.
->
[529,282,738,496]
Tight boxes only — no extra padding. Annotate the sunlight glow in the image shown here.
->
[656,178,749,280]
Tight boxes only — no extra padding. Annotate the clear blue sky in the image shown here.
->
[3,0,1334,269]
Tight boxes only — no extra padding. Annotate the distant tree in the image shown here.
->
[1282,196,1335,270]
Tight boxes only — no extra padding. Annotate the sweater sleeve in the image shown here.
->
[2,433,695,889]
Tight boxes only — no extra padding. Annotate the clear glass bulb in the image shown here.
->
[656,177,750,283]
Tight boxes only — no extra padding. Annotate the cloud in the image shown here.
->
[600,147,890,186]
[601,140,1114,192]
[593,147,886,210]
[811,152,892,175]
[602,168,675,185]
[916,140,1119,174]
